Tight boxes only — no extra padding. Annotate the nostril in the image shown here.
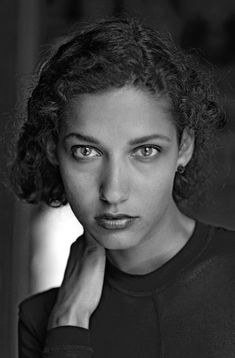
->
[99,181,129,204]
[99,162,130,204]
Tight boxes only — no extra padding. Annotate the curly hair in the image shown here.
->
[10,16,226,207]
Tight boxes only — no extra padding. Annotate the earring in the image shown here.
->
[177,165,185,174]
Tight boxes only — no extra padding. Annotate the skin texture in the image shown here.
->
[48,231,106,329]
[54,85,195,271]
[47,86,195,328]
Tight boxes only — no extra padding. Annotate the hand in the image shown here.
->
[48,231,106,330]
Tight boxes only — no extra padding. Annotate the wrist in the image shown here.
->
[48,307,90,330]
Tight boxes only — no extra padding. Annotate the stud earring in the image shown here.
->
[177,165,185,174]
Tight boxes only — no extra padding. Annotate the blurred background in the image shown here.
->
[1,0,235,357]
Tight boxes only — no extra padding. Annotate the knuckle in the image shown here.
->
[85,245,99,256]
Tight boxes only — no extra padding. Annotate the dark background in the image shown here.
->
[1,1,235,357]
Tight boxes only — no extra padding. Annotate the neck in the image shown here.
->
[107,202,195,275]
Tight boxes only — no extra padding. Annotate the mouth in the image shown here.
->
[95,213,139,230]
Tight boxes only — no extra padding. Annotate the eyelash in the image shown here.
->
[71,145,102,159]
[71,144,162,160]
[132,145,162,159]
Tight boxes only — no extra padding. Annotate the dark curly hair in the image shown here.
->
[10,16,226,207]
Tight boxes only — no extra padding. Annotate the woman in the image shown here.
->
[11,17,235,358]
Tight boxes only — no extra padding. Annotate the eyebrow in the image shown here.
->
[64,133,171,145]
[129,134,171,145]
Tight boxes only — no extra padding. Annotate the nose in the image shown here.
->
[99,158,130,205]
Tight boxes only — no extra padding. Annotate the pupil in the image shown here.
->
[143,147,151,156]
[83,147,90,156]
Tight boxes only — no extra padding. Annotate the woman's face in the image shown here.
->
[55,86,193,250]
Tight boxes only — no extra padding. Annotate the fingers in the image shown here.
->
[63,231,105,282]
[62,236,84,281]
[84,230,105,251]
[49,231,107,328]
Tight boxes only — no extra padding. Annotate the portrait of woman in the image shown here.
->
[10,16,235,358]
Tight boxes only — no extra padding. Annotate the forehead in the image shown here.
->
[62,86,176,141]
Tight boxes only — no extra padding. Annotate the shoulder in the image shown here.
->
[207,223,235,252]
[19,287,59,340]
[199,221,235,266]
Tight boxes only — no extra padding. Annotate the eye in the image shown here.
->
[132,145,161,159]
[71,145,102,159]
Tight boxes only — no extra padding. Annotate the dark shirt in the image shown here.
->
[18,221,235,358]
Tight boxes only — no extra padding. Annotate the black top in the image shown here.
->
[18,221,235,358]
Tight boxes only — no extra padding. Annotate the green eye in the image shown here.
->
[71,145,101,159]
[132,145,161,159]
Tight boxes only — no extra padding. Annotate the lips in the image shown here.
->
[96,213,135,220]
[95,213,139,230]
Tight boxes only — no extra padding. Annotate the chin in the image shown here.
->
[94,231,141,251]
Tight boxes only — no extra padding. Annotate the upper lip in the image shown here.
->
[95,213,138,220]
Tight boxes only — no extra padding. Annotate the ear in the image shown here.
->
[46,137,59,166]
[176,128,195,169]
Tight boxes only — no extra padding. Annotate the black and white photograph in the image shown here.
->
[1,1,235,357]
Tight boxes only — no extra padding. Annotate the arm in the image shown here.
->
[18,234,105,358]
[43,326,93,358]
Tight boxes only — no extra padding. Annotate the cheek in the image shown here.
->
[137,161,177,204]
[142,174,175,199]
[59,166,97,209]
[138,156,177,187]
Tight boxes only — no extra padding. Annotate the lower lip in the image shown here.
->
[96,218,138,230]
